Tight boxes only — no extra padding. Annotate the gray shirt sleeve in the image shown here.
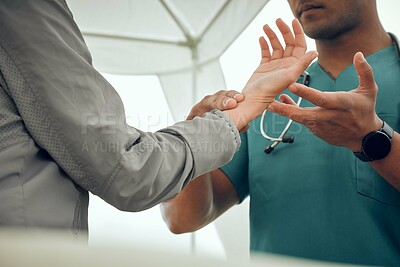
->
[0,0,240,211]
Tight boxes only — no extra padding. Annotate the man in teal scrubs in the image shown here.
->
[162,0,400,265]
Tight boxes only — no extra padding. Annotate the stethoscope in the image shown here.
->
[261,71,309,154]
[261,32,400,155]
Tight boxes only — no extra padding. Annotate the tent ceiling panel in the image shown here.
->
[163,0,227,37]
[197,0,269,64]
[67,0,269,75]
[83,36,193,75]
[68,0,186,42]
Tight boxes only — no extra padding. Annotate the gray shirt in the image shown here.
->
[0,0,240,237]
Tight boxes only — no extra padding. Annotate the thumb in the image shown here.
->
[288,51,318,81]
[354,52,377,94]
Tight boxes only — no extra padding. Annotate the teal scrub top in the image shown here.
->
[221,44,400,266]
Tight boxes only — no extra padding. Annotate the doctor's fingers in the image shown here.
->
[353,52,378,95]
[263,24,284,59]
[267,100,326,125]
[279,94,296,105]
[275,18,295,57]
[288,83,351,110]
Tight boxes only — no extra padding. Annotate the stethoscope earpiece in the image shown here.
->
[264,145,274,154]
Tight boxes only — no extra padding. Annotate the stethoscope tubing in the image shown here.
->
[260,96,302,143]
[261,71,309,154]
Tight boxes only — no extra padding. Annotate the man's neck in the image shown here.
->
[315,24,392,78]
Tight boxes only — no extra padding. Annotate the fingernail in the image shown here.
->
[223,98,233,107]
[358,52,366,63]
[233,93,242,99]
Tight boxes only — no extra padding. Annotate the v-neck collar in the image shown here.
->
[313,44,398,82]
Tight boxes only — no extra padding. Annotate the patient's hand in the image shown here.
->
[242,19,317,113]
[187,90,244,120]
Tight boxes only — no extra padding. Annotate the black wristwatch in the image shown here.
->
[354,121,394,162]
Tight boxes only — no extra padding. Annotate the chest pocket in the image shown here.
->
[355,114,400,205]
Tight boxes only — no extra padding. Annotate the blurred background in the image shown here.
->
[66,0,400,261]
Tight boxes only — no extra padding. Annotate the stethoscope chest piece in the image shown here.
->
[264,134,294,154]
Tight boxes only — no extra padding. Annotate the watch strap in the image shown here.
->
[354,149,371,162]
[382,120,394,138]
[354,121,393,162]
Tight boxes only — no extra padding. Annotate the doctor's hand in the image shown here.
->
[268,52,383,152]
[241,18,317,114]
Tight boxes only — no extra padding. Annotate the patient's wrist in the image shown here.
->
[223,100,269,130]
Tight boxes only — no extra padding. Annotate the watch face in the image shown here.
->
[363,131,392,160]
